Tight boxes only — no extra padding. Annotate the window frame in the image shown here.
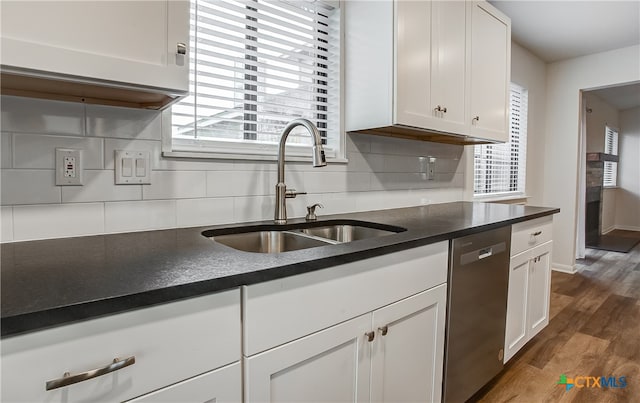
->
[603,125,619,188]
[472,82,528,199]
[162,0,346,163]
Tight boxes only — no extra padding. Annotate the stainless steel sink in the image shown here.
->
[204,220,406,254]
[293,225,398,243]
[211,231,331,254]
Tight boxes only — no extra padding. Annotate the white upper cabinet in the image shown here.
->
[467,1,511,142]
[345,0,511,144]
[396,0,466,134]
[0,0,189,109]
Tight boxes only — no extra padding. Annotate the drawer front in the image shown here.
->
[127,361,241,403]
[1,289,240,403]
[244,241,448,356]
[511,216,553,256]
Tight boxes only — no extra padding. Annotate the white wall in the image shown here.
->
[602,188,617,233]
[584,93,620,153]
[0,96,465,242]
[615,106,640,230]
[543,45,640,273]
[511,42,547,205]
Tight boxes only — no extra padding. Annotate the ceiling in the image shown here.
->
[587,82,640,110]
[489,1,640,63]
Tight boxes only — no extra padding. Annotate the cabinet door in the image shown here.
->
[370,284,447,403]
[127,362,241,403]
[527,241,553,339]
[467,1,511,142]
[245,314,371,403]
[0,1,189,92]
[504,251,530,363]
[430,0,466,129]
[395,0,432,127]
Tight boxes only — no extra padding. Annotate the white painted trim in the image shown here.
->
[614,225,640,232]
[552,263,577,274]
[602,226,616,235]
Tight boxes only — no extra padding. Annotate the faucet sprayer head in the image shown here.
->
[312,144,327,167]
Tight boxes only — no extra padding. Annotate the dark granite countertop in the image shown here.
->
[1,201,559,337]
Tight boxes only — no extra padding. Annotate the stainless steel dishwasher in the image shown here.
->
[443,225,511,402]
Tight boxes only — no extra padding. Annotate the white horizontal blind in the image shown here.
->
[474,83,528,196]
[603,126,619,187]
[171,0,340,156]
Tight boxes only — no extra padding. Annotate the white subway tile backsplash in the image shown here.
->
[302,171,371,194]
[0,96,84,135]
[345,152,384,173]
[207,170,276,197]
[370,172,462,192]
[1,132,12,168]
[1,170,61,205]
[2,97,468,240]
[85,104,162,140]
[62,170,142,203]
[346,133,371,153]
[316,192,358,215]
[13,203,104,241]
[177,197,236,227]
[1,206,13,242]
[143,171,207,200]
[233,196,274,222]
[13,133,103,169]
[105,200,176,233]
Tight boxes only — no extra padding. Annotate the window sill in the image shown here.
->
[162,150,349,164]
[473,193,529,203]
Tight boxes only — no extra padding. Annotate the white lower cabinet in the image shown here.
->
[246,314,372,402]
[370,285,446,403]
[1,289,241,402]
[504,241,553,362]
[246,285,446,403]
[127,362,241,403]
[243,242,449,403]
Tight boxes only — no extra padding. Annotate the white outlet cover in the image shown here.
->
[55,148,83,186]
[115,150,151,184]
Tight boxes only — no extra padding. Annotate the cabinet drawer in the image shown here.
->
[127,361,241,402]
[243,242,448,356]
[1,289,240,403]
[511,216,553,256]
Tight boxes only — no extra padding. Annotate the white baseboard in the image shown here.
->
[602,226,616,234]
[552,263,577,274]
[613,225,640,232]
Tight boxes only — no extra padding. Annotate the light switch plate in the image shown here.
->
[115,150,151,184]
[55,148,83,185]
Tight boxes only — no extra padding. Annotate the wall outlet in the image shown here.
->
[115,150,151,184]
[55,148,83,185]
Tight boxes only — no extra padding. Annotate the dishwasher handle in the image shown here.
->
[459,241,507,266]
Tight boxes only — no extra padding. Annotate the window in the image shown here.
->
[603,126,619,187]
[474,83,528,196]
[168,0,341,160]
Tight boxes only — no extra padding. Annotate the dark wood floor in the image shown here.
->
[476,230,640,403]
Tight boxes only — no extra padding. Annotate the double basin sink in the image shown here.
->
[203,220,407,254]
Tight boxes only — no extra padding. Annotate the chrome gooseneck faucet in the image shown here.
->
[274,119,327,224]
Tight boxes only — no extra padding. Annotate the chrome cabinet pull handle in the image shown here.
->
[532,231,542,236]
[46,356,135,391]
[177,42,187,55]
[365,331,375,342]
[378,325,389,336]
[472,116,480,123]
